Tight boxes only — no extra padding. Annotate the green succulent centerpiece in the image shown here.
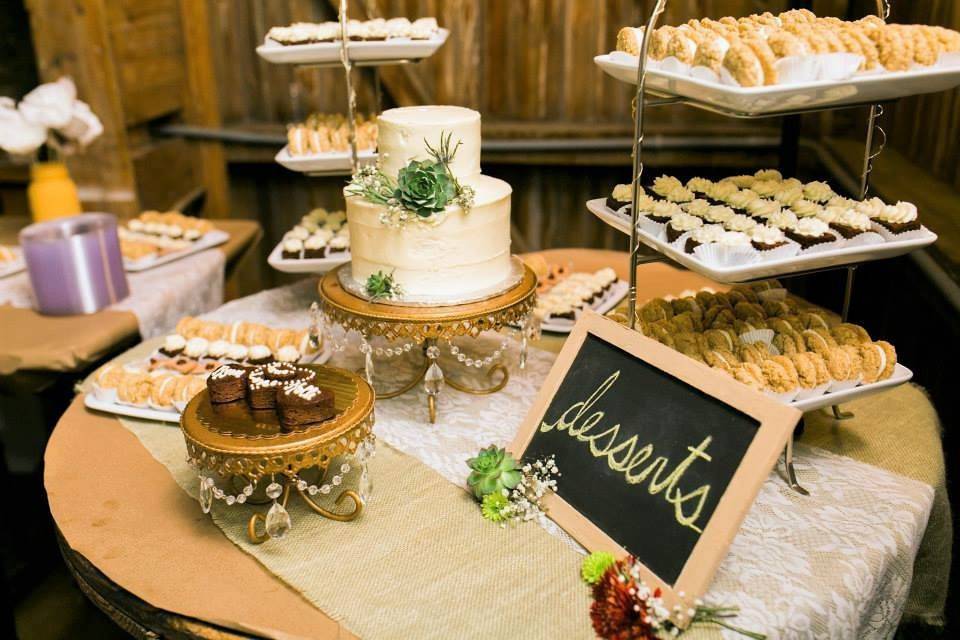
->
[364,270,403,301]
[466,445,522,500]
[346,131,475,228]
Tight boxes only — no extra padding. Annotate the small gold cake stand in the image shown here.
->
[180,364,375,543]
[317,263,538,423]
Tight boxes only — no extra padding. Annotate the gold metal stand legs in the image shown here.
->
[247,478,364,544]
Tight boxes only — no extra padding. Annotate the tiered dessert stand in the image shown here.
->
[180,364,375,543]
[591,0,951,494]
[261,0,449,275]
[316,263,538,423]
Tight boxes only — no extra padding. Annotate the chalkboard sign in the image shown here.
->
[511,312,799,619]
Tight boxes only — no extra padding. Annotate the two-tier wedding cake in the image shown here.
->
[345,105,512,300]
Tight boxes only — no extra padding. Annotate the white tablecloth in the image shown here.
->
[0,249,225,339]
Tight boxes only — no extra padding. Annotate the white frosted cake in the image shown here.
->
[345,105,512,299]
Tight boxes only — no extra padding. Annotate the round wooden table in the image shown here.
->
[45,251,948,639]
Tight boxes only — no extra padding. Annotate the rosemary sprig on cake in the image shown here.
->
[346,131,475,228]
[365,270,403,301]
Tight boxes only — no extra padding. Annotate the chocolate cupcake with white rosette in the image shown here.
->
[651,175,684,199]
[705,179,739,206]
[646,200,682,224]
[684,224,725,254]
[724,213,758,234]
[803,181,835,204]
[765,209,800,230]
[828,208,875,240]
[746,197,782,222]
[606,183,634,212]
[666,212,703,244]
[785,218,838,250]
[725,189,758,212]
[750,179,781,199]
[790,199,822,219]
[750,226,790,251]
[874,202,922,237]
[693,230,757,268]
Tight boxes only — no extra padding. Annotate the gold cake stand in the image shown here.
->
[317,263,539,422]
[180,364,375,543]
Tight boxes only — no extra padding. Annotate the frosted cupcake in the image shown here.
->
[663,183,695,204]
[724,213,758,234]
[746,198,782,221]
[687,177,714,195]
[790,199,822,218]
[666,213,703,243]
[702,204,735,225]
[754,169,783,181]
[726,175,757,188]
[751,180,780,198]
[804,181,835,203]
[765,209,799,230]
[874,202,921,235]
[773,184,804,206]
[706,180,739,203]
[684,224,725,253]
[829,209,873,239]
[750,226,790,251]
[785,218,837,249]
[682,199,712,219]
[606,183,634,211]
[652,175,684,198]
[854,197,886,220]
[727,189,758,211]
[647,200,682,224]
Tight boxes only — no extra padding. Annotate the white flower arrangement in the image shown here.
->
[0,77,103,159]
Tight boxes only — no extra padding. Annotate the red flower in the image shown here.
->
[589,559,659,640]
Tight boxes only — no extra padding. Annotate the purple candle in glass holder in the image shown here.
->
[19,213,130,315]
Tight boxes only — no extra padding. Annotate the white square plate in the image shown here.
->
[275,146,377,174]
[123,230,230,272]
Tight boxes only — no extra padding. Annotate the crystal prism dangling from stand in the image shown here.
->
[265,501,292,539]
[199,476,213,514]
[424,362,444,395]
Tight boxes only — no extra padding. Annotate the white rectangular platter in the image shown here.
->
[0,248,25,279]
[84,393,182,423]
[586,199,936,283]
[256,29,449,65]
[124,230,230,272]
[539,279,629,334]
[595,52,960,116]
[275,146,377,174]
[267,239,350,274]
[788,363,912,413]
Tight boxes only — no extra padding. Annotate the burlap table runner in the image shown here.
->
[118,415,595,639]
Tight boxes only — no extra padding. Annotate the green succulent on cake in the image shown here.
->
[466,445,521,500]
[346,130,475,227]
[395,159,455,218]
[365,270,402,301]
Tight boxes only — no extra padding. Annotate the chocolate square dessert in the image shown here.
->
[277,381,335,428]
[207,365,249,404]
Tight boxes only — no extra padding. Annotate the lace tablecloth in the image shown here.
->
[0,249,225,339]
[201,279,933,639]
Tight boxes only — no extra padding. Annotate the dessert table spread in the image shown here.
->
[0,217,262,376]
[45,250,949,640]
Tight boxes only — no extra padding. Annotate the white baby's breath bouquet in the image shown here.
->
[0,77,103,159]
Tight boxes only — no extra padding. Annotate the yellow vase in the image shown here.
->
[28,162,83,222]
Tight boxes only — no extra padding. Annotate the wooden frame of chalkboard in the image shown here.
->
[510,311,800,625]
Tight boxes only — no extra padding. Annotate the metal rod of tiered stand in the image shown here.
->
[831,0,889,420]
[337,0,360,174]
[627,0,668,330]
